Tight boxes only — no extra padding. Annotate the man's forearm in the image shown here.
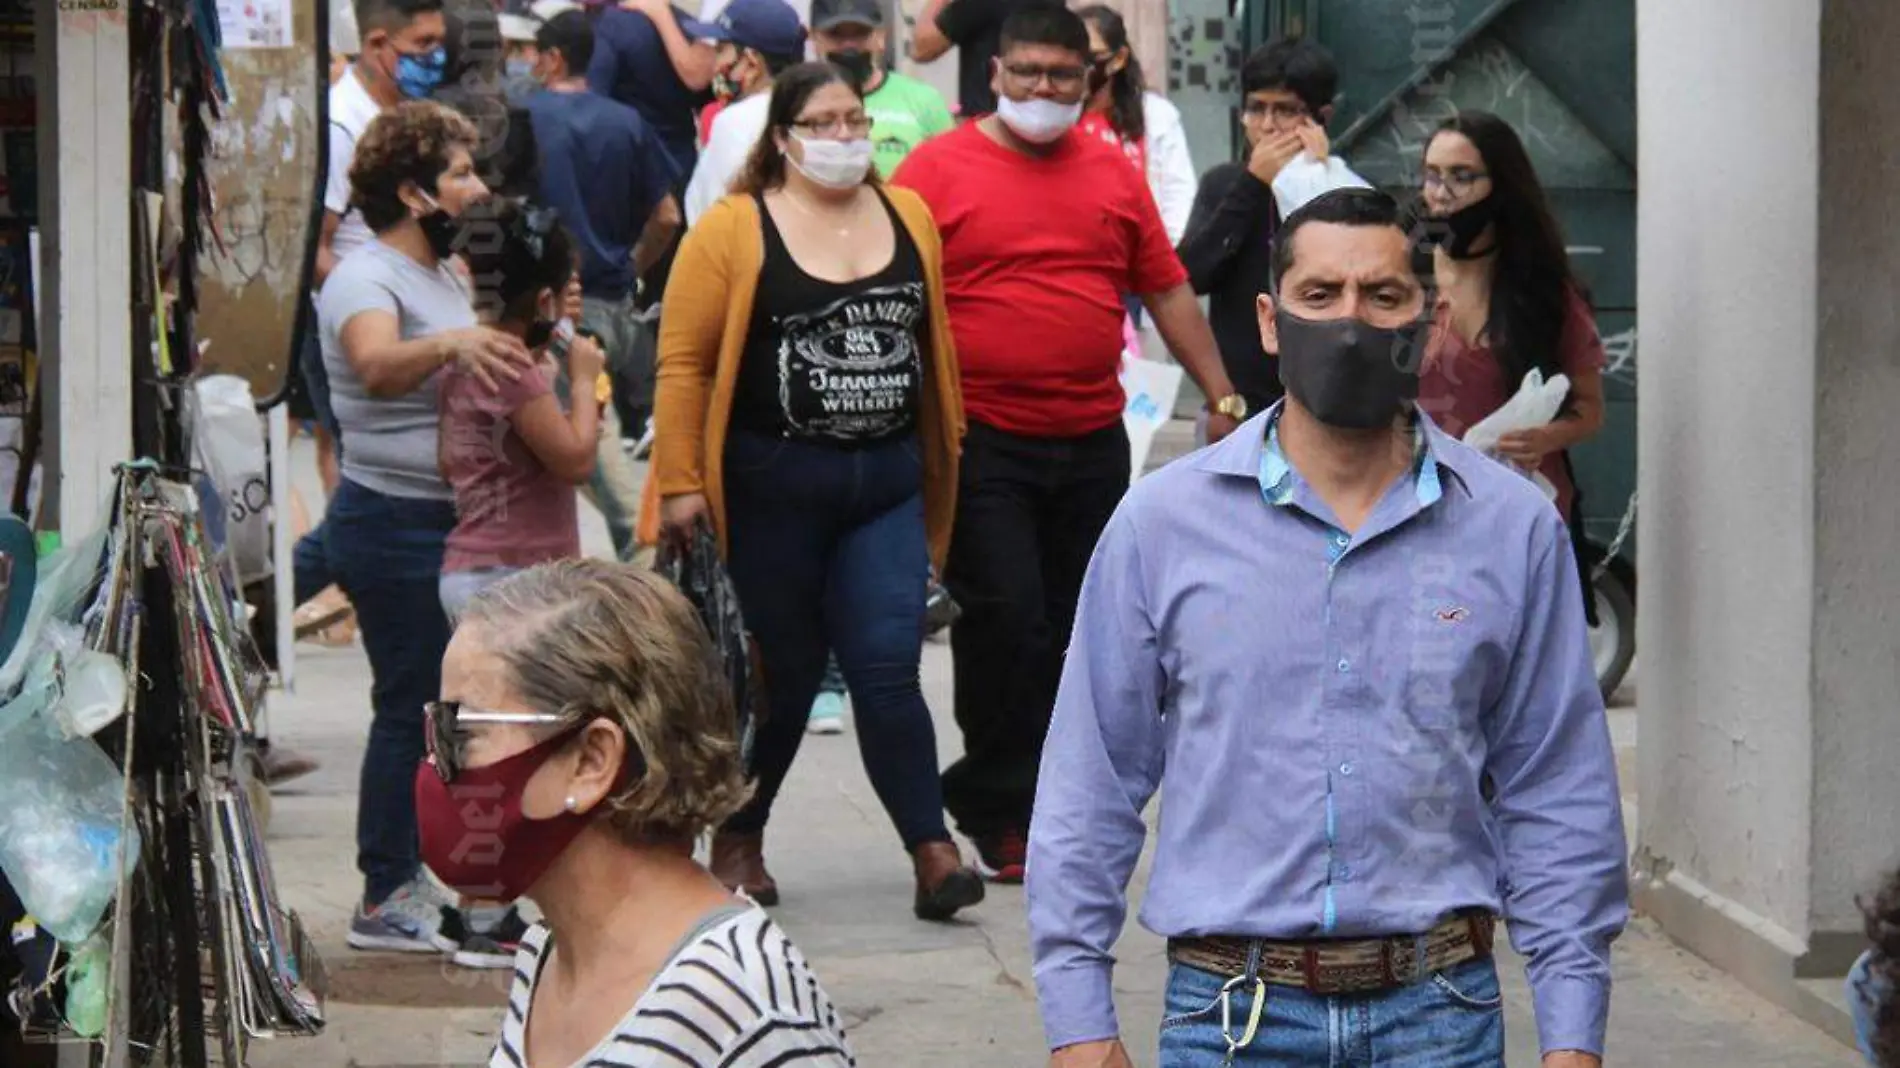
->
[1143,282,1236,401]
[909,0,952,61]
[650,8,714,90]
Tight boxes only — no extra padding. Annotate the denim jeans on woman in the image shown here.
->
[719,430,950,850]
[324,477,457,906]
[1158,957,1507,1067]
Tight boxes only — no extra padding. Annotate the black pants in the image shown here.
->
[941,420,1130,838]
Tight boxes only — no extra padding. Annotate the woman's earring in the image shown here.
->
[563,796,579,813]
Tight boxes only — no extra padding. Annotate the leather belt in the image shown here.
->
[1166,911,1496,997]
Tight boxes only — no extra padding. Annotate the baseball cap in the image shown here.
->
[701,0,806,58]
[810,0,882,31]
[498,13,539,42]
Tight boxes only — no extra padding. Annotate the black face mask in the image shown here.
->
[418,207,463,260]
[524,319,556,349]
[1086,59,1111,95]
[827,48,875,93]
[1420,195,1496,259]
[1275,309,1425,430]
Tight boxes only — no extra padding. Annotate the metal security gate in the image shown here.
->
[1246,0,1637,557]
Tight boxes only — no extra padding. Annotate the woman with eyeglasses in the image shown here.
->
[1074,5,1195,244]
[1417,110,1607,536]
[649,61,980,920]
[318,99,535,956]
[417,561,854,1067]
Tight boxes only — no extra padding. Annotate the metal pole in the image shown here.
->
[270,404,296,692]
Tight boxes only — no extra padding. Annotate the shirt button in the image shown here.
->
[1337,658,1350,673]
[1338,866,1352,880]
[1340,762,1355,776]
[1334,534,1349,548]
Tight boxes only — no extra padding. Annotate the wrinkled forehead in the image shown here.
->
[441,623,526,706]
[1280,221,1420,291]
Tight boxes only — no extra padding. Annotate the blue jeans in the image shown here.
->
[439,565,522,623]
[1158,957,1506,1067]
[720,431,950,850]
[1849,950,1885,1064]
[324,478,457,906]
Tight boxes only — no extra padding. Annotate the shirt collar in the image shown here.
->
[1195,401,1473,505]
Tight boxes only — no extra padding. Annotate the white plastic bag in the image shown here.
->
[190,375,272,585]
[1121,352,1183,485]
[1271,152,1375,217]
[1462,369,1571,500]
[0,656,138,943]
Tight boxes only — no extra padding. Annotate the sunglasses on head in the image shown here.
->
[424,699,575,783]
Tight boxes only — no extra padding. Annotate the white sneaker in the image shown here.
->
[347,877,455,953]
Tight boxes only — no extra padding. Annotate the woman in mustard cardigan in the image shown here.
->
[650,62,979,921]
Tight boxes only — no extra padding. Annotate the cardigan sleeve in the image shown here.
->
[653,197,740,498]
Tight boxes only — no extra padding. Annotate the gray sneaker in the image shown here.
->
[347,878,455,953]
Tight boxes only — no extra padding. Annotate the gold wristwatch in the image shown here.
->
[1210,393,1249,421]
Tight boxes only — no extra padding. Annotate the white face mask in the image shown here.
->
[995,95,1083,144]
[788,134,876,189]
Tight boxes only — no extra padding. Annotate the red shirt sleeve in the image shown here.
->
[1558,287,1607,376]
[1125,162,1188,296]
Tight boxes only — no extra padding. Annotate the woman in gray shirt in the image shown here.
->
[315,100,533,957]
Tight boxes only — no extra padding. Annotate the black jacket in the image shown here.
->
[1176,161,1282,411]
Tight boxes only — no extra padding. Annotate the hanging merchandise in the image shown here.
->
[1,467,325,1063]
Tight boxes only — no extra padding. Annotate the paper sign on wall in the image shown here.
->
[216,0,291,48]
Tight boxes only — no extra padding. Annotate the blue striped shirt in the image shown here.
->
[1026,406,1629,1058]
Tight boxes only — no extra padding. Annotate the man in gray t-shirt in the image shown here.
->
[318,240,476,501]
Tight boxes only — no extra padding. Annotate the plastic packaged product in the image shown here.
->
[62,934,110,1037]
[0,663,139,944]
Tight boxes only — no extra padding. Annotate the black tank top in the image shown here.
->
[729,188,926,445]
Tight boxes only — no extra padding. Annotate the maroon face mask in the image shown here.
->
[414,731,598,903]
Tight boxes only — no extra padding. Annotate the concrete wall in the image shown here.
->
[1809,0,1900,938]
[1638,0,1900,1022]
[1635,0,1819,944]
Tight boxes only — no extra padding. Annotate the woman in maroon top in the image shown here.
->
[438,199,606,626]
[1416,110,1606,524]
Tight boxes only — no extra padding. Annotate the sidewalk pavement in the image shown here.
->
[249,439,1862,1068]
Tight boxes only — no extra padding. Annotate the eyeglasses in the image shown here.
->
[1422,168,1490,197]
[1002,62,1087,92]
[1242,100,1310,124]
[424,700,572,783]
[790,114,873,137]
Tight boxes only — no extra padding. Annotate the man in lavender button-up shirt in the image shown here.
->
[1028,189,1628,1068]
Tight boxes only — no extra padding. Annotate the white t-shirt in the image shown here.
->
[325,68,384,270]
[685,91,771,226]
[490,906,855,1067]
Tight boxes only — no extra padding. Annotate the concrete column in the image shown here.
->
[37,0,132,536]
[1635,0,1900,1038]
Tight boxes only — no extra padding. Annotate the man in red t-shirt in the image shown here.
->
[893,5,1244,884]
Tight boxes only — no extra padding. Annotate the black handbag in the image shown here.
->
[655,528,763,769]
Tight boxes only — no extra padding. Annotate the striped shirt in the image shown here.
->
[490,906,856,1068]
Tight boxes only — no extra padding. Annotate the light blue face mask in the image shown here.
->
[505,57,535,81]
[394,46,447,98]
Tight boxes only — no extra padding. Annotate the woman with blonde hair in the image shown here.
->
[648,61,979,920]
[415,560,853,1066]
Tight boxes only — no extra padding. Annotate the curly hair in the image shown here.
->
[348,99,482,233]
[458,560,752,844]
[1863,869,1900,1065]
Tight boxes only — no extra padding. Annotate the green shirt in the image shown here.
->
[865,71,956,178]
